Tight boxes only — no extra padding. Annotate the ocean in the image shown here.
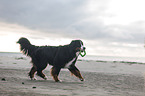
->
[79,55,145,64]
[1,52,145,74]
[0,52,145,64]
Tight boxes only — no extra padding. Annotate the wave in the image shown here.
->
[78,59,145,65]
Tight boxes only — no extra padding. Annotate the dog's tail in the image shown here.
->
[17,37,37,56]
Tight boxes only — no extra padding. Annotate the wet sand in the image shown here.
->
[0,56,145,96]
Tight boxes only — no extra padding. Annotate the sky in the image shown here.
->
[0,0,145,57]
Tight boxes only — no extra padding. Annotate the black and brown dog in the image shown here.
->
[17,37,86,82]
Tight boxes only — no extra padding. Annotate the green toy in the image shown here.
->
[79,50,86,57]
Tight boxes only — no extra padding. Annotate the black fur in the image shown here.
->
[17,37,85,82]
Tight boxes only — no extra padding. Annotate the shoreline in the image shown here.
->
[1,54,145,74]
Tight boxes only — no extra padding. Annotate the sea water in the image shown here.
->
[1,52,145,74]
[0,52,145,64]
[79,55,145,64]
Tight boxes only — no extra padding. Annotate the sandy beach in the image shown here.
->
[0,53,145,96]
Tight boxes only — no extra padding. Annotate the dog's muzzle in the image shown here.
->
[76,47,86,52]
[81,47,86,52]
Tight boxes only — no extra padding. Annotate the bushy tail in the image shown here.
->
[17,37,37,57]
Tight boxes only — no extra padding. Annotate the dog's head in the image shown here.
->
[17,37,31,45]
[70,40,86,52]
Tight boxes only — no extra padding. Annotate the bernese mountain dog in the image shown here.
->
[17,37,86,82]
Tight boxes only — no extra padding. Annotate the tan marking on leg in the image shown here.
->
[70,70,84,81]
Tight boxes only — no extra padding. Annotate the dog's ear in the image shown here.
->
[70,40,77,52]
[70,40,81,52]
[70,40,76,45]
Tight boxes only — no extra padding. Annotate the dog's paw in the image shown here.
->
[43,77,47,80]
[31,78,37,80]
[55,80,62,83]
[58,80,62,83]
[80,78,84,81]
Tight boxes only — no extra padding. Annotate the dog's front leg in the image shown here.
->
[50,67,61,82]
[68,66,84,81]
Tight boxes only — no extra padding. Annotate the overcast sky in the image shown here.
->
[0,0,145,57]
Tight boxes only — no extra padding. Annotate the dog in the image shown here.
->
[17,37,86,82]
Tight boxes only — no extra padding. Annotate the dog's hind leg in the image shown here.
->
[68,66,84,81]
[50,67,61,82]
[29,66,37,80]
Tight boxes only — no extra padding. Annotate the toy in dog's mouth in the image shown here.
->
[79,49,86,57]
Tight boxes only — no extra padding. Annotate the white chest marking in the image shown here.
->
[65,58,76,68]
[64,52,79,68]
